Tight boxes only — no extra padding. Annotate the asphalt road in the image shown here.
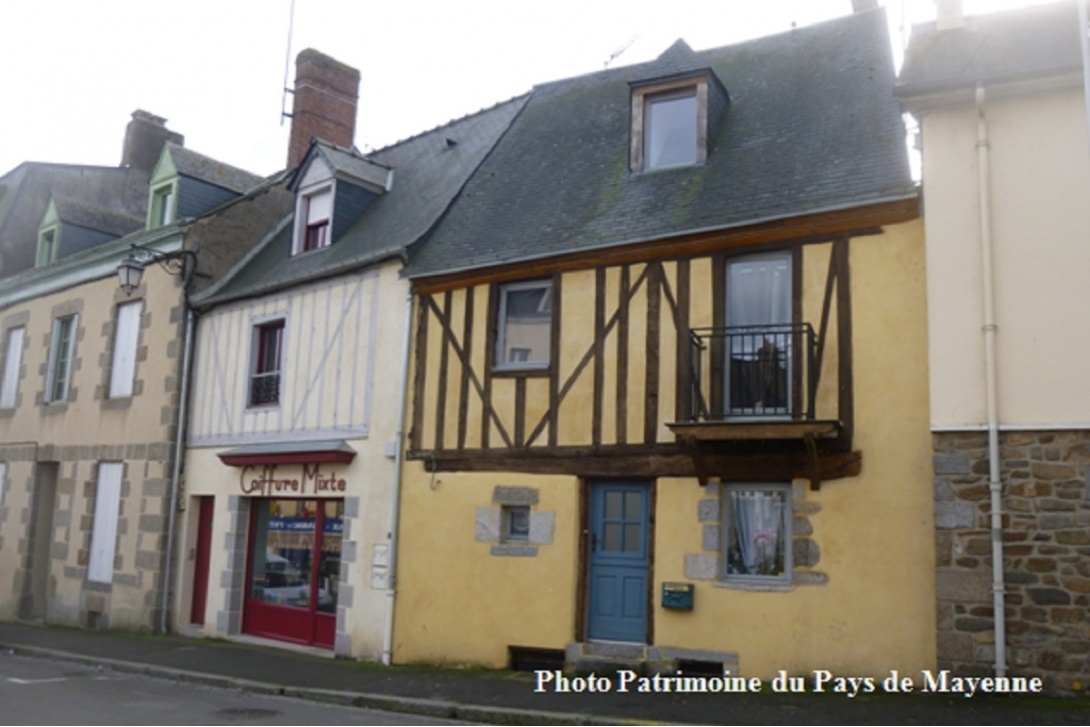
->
[0,651,468,726]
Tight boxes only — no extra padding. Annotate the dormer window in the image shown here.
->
[36,227,57,267]
[294,185,333,254]
[149,183,176,228]
[630,70,726,173]
[644,89,697,169]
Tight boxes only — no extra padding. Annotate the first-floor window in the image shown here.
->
[109,301,143,398]
[88,462,123,583]
[494,280,552,370]
[723,484,791,584]
[249,319,284,407]
[0,326,25,408]
[46,314,77,403]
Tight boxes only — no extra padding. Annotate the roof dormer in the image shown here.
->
[288,140,391,256]
[147,143,263,230]
[629,40,729,173]
[36,196,142,266]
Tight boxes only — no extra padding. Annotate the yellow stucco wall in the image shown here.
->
[395,219,935,676]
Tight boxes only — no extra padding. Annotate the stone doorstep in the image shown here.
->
[565,642,738,677]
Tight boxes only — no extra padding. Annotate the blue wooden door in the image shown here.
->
[587,482,650,642]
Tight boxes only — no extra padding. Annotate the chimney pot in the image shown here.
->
[287,49,360,168]
[121,110,184,172]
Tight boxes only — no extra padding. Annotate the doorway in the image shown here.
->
[586,481,650,643]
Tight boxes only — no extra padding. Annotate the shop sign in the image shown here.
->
[239,463,348,496]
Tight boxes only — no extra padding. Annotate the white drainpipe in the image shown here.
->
[161,305,195,634]
[381,290,414,665]
[975,85,1007,678]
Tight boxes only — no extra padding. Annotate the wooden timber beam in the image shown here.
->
[406,445,862,482]
[411,197,918,295]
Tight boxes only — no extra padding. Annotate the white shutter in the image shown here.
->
[0,327,24,408]
[87,462,123,583]
[0,462,7,505]
[109,302,142,398]
[307,189,332,223]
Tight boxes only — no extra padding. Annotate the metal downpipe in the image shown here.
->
[976,85,1007,678]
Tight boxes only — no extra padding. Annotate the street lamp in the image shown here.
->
[117,245,198,295]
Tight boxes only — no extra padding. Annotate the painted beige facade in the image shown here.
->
[178,260,406,658]
[0,256,184,629]
[922,86,1090,428]
[394,219,936,677]
[908,72,1090,693]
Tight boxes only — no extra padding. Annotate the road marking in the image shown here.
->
[8,677,68,684]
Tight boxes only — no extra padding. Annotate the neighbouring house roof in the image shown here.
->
[193,95,528,306]
[52,196,143,236]
[167,143,266,193]
[0,162,150,276]
[896,0,1082,100]
[405,8,916,279]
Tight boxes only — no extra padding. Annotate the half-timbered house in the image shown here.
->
[175,49,526,656]
[394,8,935,677]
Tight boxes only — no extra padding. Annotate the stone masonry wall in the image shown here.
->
[933,430,1090,694]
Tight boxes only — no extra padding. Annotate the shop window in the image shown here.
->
[248,499,343,613]
[494,280,552,371]
[722,484,791,584]
[249,319,284,407]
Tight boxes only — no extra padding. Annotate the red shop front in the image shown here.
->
[220,443,353,649]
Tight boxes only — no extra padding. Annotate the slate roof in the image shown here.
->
[406,8,915,278]
[309,142,391,188]
[896,1,1081,99]
[53,196,143,236]
[193,95,528,306]
[167,143,265,193]
[0,162,150,277]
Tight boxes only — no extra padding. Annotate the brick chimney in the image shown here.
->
[287,49,360,168]
[121,110,184,172]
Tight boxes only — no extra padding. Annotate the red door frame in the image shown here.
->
[242,498,338,648]
[189,496,215,624]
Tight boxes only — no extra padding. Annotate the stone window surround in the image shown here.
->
[684,481,826,589]
[629,73,711,173]
[475,485,555,557]
[41,299,84,410]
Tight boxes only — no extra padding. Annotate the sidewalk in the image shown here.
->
[1,621,1087,725]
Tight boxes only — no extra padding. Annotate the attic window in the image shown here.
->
[149,183,175,228]
[630,75,712,172]
[294,185,332,254]
[36,227,57,267]
[645,89,697,169]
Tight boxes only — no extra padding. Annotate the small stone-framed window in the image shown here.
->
[502,505,530,542]
[722,483,792,585]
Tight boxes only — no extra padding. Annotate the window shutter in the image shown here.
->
[88,462,123,583]
[0,327,24,408]
[109,302,143,398]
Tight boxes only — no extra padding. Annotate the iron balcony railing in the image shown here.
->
[249,371,281,407]
[682,323,818,422]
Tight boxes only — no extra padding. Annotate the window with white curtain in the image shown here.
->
[109,302,142,398]
[725,252,792,414]
[722,483,791,584]
[88,462,123,583]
